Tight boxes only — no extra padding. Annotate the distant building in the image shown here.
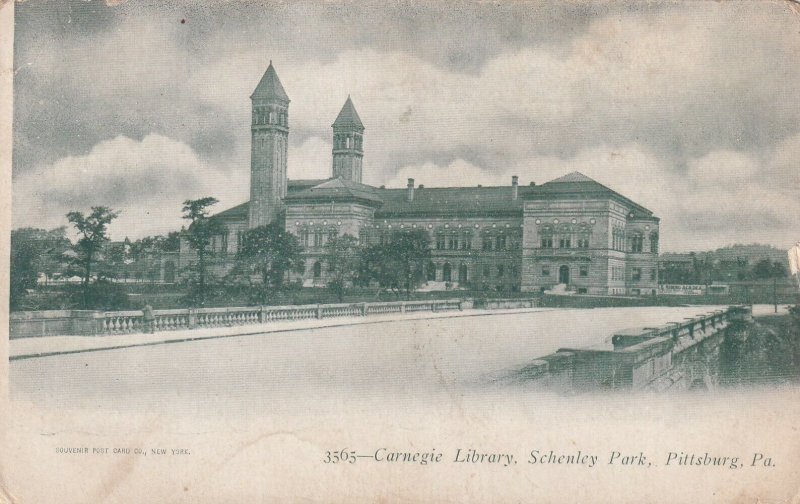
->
[180,63,660,295]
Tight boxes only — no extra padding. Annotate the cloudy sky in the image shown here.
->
[11,0,800,251]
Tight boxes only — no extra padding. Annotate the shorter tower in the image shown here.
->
[249,61,290,228]
[332,96,364,183]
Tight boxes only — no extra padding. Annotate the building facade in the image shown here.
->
[180,63,660,295]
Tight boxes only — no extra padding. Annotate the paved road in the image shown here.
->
[10,306,726,416]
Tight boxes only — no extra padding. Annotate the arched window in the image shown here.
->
[448,232,458,250]
[313,229,323,247]
[313,261,322,279]
[650,232,659,254]
[436,231,445,250]
[540,226,553,249]
[631,232,644,253]
[497,234,507,250]
[443,263,452,282]
[300,229,310,247]
[328,228,338,243]
[459,263,468,282]
[358,228,369,245]
[462,230,473,250]
[426,262,437,281]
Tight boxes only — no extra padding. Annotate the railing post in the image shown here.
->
[188,308,197,329]
[361,303,368,316]
[259,306,266,323]
[401,302,406,314]
[316,304,323,319]
[458,300,463,311]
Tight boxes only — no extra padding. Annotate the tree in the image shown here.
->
[236,222,305,302]
[10,227,70,308]
[323,234,361,302]
[752,259,787,313]
[181,197,225,301]
[66,206,120,308]
[359,229,431,299]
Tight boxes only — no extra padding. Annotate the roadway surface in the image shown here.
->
[10,306,734,417]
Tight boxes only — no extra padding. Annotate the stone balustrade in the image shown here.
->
[10,298,473,339]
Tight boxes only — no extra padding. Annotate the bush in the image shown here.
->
[81,280,131,310]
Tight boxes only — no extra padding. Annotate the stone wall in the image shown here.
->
[511,306,751,392]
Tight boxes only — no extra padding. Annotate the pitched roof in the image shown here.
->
[530,172,656,217]
[284,177,383,206]
[251,62,290,102]
[375,185,534,218]
[212,179,333,221]
[548,171,595,183]
[213,201,249,220]
[332,96,364,129]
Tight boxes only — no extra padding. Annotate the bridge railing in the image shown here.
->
[515,305,752,392]
[10,298,471,338]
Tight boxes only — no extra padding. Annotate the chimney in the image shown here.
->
[406,178,415,202]
[512,175,519,200]
[529,181,536,186]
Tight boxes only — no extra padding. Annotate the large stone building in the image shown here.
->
[181,63,660,295]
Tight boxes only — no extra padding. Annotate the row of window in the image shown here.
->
[541,265,590,277]
[333,134,362,150]
[301,229,338,248]
[540,235,591,249]
[252,108,287,127]
[612,228,659,253]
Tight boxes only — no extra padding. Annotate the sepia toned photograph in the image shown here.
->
[2,0,800,502]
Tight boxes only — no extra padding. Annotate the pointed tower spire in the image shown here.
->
[332,96,365,183]
[248,61,290,228]
[332,96,364,129]
[251,61,290,102]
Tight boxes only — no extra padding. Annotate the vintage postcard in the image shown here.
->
[2,0,800,502]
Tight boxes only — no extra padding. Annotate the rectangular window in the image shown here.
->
[632,268,642,282]
[540,237,553,248]
[497,265,505,278]
[541,265,550,276]
[650,269,656,281]
[579,265,588,277]
[560,237,571,249]
[436,234,445,250]
[497,235,506,249]
[482,237,494,251]
[448,235,457,250]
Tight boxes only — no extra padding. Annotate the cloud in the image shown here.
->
[11,1,800,250]
[287,137,332,180]
[12,134,247,240]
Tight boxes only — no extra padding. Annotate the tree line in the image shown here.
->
[181,198,432,305]
[11,196,434,310]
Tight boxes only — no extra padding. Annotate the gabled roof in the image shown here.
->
[284,177,382,206]
[251,61,290,102]
[332,96,364,129]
